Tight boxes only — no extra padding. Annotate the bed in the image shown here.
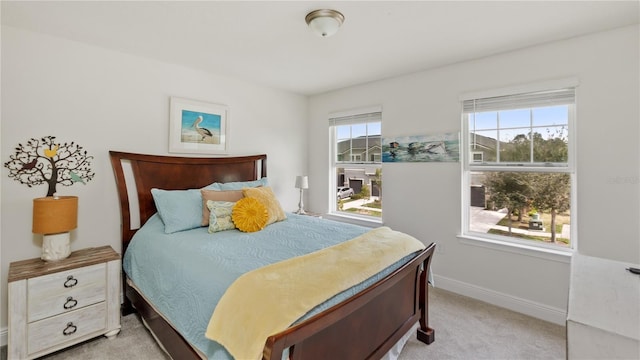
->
[109,151,435,360]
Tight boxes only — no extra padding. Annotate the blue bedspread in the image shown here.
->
[123,213,416,359]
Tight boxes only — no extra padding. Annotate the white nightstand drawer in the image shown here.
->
[28,263,106,322]
[28,302,107,355]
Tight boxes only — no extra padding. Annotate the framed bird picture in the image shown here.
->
[169,96,229,154]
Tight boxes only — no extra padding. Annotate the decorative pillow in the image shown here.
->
[242,186,287,225]
[232,197,269,233]
[207,200,236,233]
[201,190,244,226]
[151,182,218,234]
[209,178,268,191]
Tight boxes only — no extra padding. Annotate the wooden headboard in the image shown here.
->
[109,151,267,252]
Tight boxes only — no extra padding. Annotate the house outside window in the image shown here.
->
[330,108,382,220]
[461,84,576,252]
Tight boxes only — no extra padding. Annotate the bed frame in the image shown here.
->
[109,151,435,359]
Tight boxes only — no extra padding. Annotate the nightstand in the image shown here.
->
[8,246,121,359]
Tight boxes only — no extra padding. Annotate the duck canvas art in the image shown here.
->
[382,132,459,163]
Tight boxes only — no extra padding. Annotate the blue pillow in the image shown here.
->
[209,178,268,191]
[151,182,218,233]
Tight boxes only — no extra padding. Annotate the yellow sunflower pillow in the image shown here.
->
[242,186,287,225]
[232,197,269,233]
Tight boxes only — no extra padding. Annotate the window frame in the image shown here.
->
[328,107,383,224]
[460,80,578,257]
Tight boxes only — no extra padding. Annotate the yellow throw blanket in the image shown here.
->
[205,226,425,360]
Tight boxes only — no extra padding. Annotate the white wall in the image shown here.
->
[0,26,308,335]
[308,25,639,323]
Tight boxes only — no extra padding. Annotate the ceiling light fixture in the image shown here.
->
[305,9,345,37]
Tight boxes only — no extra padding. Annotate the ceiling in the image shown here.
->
[2,1,638,96]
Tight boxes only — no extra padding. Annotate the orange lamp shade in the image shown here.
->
[32,196,78,234]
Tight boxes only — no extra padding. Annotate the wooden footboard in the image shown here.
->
[264,242,436,359]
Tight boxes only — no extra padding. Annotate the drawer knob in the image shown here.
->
[63,296,78,310]
[63,275,78,288]
[63,322,77,336]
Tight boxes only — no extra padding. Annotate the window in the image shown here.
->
[329,109,382,220]
[462,86,575,250]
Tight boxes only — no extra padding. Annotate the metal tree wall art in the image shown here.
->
[4,136,94,196]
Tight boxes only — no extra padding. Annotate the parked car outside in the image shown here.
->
[337,187,354,199]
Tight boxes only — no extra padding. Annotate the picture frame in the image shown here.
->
[169,97,229,154]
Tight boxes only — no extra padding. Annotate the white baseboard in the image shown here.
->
[433,274,567,325]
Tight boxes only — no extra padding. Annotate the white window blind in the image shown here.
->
[329,111,382,126]
[463,88,575,113]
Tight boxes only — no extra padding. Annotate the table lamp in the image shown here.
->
[32,195,78,261]
[294,175,308,214]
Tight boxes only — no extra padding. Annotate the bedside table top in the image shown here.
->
[298,211,323,217]
[8,246,120,283]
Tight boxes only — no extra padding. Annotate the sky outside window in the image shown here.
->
[469,106,568,141]
[337,122,381,141]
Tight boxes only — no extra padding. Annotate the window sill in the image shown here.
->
[457,233,573,263]
[323,212,382,228]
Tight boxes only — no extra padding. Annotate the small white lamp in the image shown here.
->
[294,175,309,214]
[32,195,78,261]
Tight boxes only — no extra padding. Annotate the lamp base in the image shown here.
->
[294,188,306,215]
[42,232,71,261]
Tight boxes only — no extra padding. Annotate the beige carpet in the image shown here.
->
[28,287,564,360]
[401,288,565,359]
